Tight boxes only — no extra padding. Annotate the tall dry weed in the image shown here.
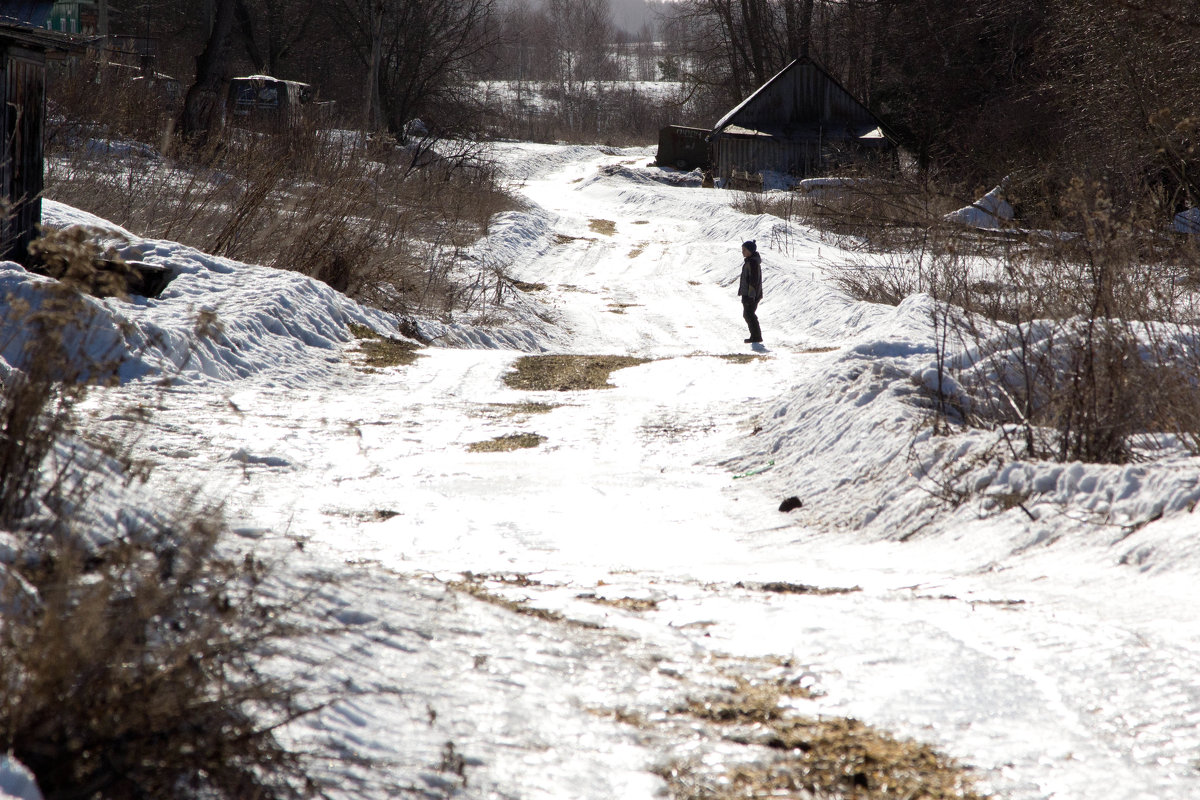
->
[45,92,517,320]
[934,181,1200,463]
[808,170,1200,464]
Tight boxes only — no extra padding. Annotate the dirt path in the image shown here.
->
[85,145,1200,800]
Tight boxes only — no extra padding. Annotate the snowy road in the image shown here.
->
[85,144,1200,799]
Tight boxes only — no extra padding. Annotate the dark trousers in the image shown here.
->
[742,297,762,342]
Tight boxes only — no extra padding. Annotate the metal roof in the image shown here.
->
[712,57,893,145]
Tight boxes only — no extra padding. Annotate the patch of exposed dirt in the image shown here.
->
[470,402,562,419]
[576,593,660,613]
[658,677,988,800]
[348,323,424,368]
[504,355,652,392]
[736,581,862,596]
[466,433,547,452]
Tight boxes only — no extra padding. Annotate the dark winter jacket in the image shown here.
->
[738,252,763,302]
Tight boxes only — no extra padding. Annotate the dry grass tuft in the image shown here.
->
[348,324,423,368]
[476,401,561,417]
[510,279,548,292]
[447,576,566,624]
[682,678,797,724]
[504,354,651,391]
[737,580,861,596]
[1,510,316,800]
[576,593,660,612]
[466,432,547,452]
[662,678,986,800]
[589,219,617,236]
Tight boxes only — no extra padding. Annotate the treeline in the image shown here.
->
[114,0,686,144]
[77,0,1200,216]
[667,0,1200,218]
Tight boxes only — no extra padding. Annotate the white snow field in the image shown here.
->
[6,143,1200,799]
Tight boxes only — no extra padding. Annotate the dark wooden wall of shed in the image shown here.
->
[713,133,894,182]
[733,62,878,130]
[656,125,711,171]
[714,135,822,181]
[0,43,44,264]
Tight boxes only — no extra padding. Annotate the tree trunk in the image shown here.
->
[364,0,385,132]
[181,0,237,145]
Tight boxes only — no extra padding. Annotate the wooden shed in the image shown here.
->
[656,125,710,172]
[0,2,72,264]
[709,57,894,184]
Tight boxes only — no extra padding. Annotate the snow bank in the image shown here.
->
[0,757,40,800]
[0,201,408,387]
[944,185,1014,229]
[728,287,1200,570]
[1173,207,1200,234]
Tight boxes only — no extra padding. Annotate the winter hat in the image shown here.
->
[742,240,757,252]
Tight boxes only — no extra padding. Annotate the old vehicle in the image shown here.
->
[226,75,314,131]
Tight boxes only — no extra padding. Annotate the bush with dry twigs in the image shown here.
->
[0,241,320,799]
[734,162,1200,466]
[45,67,518,322]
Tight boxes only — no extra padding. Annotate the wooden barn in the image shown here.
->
[656,125,710,172]
[708,57,894,185]
[0,1,72,264]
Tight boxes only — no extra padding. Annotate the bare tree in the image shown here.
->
[325,0,498,137]
[180,0,238,144]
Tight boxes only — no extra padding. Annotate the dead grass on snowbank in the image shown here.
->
[736,580,861,596]
[758,168,1200,467]
[45,79,518,320]
[477,401,561,417]
[445,573,606,631]
[659,679,986,800]
[0,257,321,798]
[348,324,424,368]
[503,354,651,391]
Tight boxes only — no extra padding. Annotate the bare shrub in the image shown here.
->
[45,120,517,319]
[0,507,314,800]
[932,181,1200,463]
[0,245,318,798]
[475,80,705,146]
[46,56,179,153]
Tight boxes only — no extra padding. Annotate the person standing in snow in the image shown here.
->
[738,240,763,344]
